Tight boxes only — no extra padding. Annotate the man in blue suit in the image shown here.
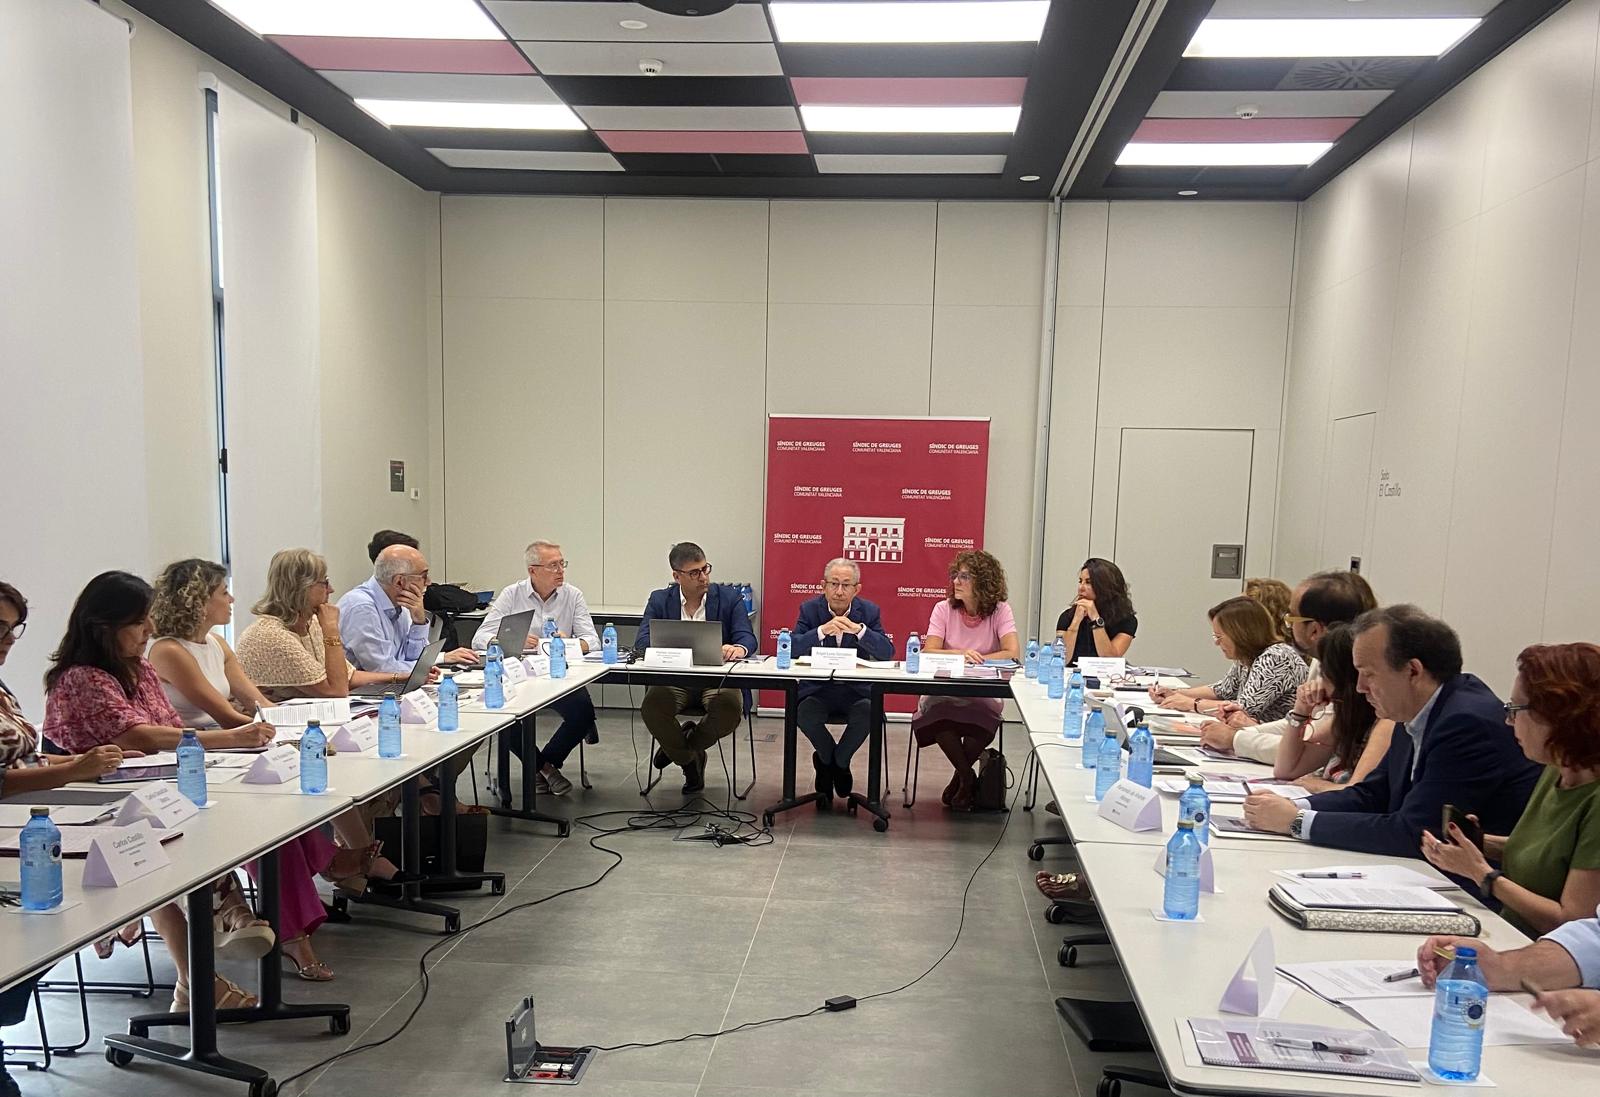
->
[636,542,758,793]
[791,558,894,804]
[1244,605,1541,863]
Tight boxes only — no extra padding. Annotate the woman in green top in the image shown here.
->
[1422,642,1600,936]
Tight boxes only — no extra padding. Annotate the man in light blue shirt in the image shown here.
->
[338,545,475,674]
[1418,905,1600,1048]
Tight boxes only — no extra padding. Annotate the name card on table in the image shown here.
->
[810,647,858,671]
[330,716,378,753]
[1153,843,1217,893]
[916,652,965,678]
[243,744,301,785]
[520,653,549,678]
[1220,928,1275,1015]
[502,658,530,685]
[1097,779,1163,832]
[1077,657,1127,681]
[83,820,170,888]
[643,648,693,669]
[401,689,438,725]
[114,781,199,829]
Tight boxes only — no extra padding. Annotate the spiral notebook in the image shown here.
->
[1188,1018,1421,1082]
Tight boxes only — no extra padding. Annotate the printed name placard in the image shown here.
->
[83,820,170,888]
[643,648,693,669]
[401,689,438,725]
[1078,656,1127,680]
[1153,843,1217,893]
[1097,779,1163,832]
[916,652,965,678]
[502,658,529,685]
[330,716,378,753]
[243,744,301,785]
[114,781,199,828]
[521,653,550,678]
[810,647,858,671]
[1220,928,1274,1014]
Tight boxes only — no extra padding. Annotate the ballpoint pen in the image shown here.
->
[1383,967,1421,983]
[1268,1037,1372,1056]
[1298,871,1366,879]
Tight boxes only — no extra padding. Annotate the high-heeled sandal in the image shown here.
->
[92,921,144,960]
[281,936,334,982]
[171,975,259,1013]
[1035,870,1092,903]
[322,841,421,898]
[213,877,275,961]
[948,768,978,812]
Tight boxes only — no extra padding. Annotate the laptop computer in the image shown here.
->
[647,620,727,666]
[349,638,446,698]
[1102,700,1198,767]
[490,609,537,657]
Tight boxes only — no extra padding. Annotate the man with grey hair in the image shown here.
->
[471,540,600,795]
[339,544,477,674]
[790,557,892,804]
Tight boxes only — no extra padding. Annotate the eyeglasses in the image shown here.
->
[1503,702,1532,718]
[950,571,973,582]
[1282,613,1315,627]
[311,577,334,589]
[824,580,858,591]
[0,621,24,641]
[1210,632,1225,645]
[674,563,713,580]
[534,560,570,571]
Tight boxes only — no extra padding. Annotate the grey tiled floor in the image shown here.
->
[2,712,1161,1097]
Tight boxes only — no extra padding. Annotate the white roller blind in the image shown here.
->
[214,83,321,623]
[0,0,148,716]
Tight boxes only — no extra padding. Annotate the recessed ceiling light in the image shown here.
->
[801,105,1021,134]
[1178,189,1198,196]
[1020,174,1040,182]
[770,1,1049,43]
[1117,142,1332,166]
[1185,18,1479,59]
[209,0,502,39]
[355,99,586,130]
[619,19,649,30]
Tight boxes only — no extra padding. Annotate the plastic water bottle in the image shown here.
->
[1083,708,1105,769]
[300,719,328,795]
[1429,947,1488,1081]
[1064,675,1085,740]
[20,808,63,912]
[741,583,755,619]
[176,728,207,806]
[549,635,568,679]
[1127,722,1155,788]
[602,623,619,665]
[484,640,505,710]
[1094,726,1122,800]
[1024,640,1040,679]
[542,615,558,640]
[1046,652,1065,699]
[1179,773,1211,847]
[379,692,403,755]
[776,628,792,670]
[1162,819,1202,920]
[437,674,459,733]
[1052,636,1066,663]
[905,632,921,674]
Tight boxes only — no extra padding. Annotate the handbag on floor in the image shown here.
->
[973,748,1009,811]
[373,807,489,879]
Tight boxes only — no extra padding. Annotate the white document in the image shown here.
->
[1277,960,1434,1004]
[1210,815,1295,841]
[1273,864,1452,891]
[0,804,113,827]
[118,751,178,769]
[1344,995,1568,1048]
[259,698,350,726]
[1279,881,1459,911]
[0,820,184,857]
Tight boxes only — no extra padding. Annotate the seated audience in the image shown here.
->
[367,528,418,562]
[471,539,600,795]
[1205,569,1376,761]
[636,542,757,794]
[911,550,1020,812]
[149,559,410,980]
[1420,642,1600,936]
[1273,623,1393,792]
[236,549,391,699]
[1150,596,1306,723]
[1244,577,1294,643]
[1418,905,1600,1047]
[790,558,893,805]
[338,544,476,673]
[1055,558,1136,663]
[1241,605,1542,860]
[41,571,275,1010]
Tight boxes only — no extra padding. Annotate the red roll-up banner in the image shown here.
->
[760,415,991,713]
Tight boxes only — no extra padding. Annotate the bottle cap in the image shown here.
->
[1176,818,1195,829]
[307,718,320,727]
[442,669,454,677]
[383,691,397,699]
[1453,946,1477,959]
[1187,773,1205,785]
[30,806,49,818]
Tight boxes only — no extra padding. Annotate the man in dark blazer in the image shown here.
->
[1244,605,1541,863]
[636,542,759,793]
[791,558,894,804]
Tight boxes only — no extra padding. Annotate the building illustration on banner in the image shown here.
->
[843,516,905,564]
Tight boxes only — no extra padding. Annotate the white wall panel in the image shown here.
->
[768,201,935,305]
[765,303,933,415]
[933,202,1047,307]
[443,196,603,301]
[1105,202,1296,308]
[604,198,767,303]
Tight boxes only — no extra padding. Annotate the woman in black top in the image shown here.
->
[1056,558,1137,663]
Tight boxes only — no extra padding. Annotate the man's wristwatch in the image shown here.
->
[1290,810,1307,841]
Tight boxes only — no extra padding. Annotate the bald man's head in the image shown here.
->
[373,544,429,597]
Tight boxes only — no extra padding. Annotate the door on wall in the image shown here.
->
[1320,412,1379,573]
[1112,428,1254,682]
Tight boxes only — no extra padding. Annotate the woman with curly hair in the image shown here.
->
[910,550,1020,811]
[1244,577,1294,644]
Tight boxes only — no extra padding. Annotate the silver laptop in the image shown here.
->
[648,620,726,666]
[1104,700,1198,768]
[349,638,445,698]
[491,609,537,657]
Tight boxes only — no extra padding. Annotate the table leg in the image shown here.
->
[345,779,463,934]
[422,755,506,896]
[844,688,891,832]
[487,713,571,835]
[760,683,823,827]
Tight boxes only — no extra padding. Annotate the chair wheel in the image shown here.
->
[1028,842,1045,861]
[1045,903,1071,925]
[250,1079,278,1097]
[491,879,506,895]
[1096,1079,1120,1097]
[1059,945,1079,967]
[445,914,461,934]
[873,817,889,832]
[106,1047,134,1067]
[329,1014,351,1035]
[762,813,774,828]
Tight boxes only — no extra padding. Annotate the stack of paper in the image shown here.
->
[1276,881,1459,912]
[1273,865,1452,891]
[259,698,351,726]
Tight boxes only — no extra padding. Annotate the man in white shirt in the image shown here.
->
[473,540,600,795]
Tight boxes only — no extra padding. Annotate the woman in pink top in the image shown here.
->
[910,550,1020,811]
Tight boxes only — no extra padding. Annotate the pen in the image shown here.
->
[1383,968,1421,983]
[1298,871,1366,880]
[1268,1037,1371,1057]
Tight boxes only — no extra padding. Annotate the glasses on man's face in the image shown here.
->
[1282,613,1315,628]
[675,564,713,580]
[0,621,25,641]
[1504,702,1532,719]
[824,580,858,591]
[536,560,570,572]
[950,571,973,582]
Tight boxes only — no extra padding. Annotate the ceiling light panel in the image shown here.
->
[210,0,503,39]
[1184,18,1481,58]
[769,2,1049,44]
[1117,142,1333,166]
[356,99,587,130]
[800,105,1022,133]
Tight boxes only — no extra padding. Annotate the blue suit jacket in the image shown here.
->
[635,582,758,656]
[790,595,893,703]
[1305,673,1542,860]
